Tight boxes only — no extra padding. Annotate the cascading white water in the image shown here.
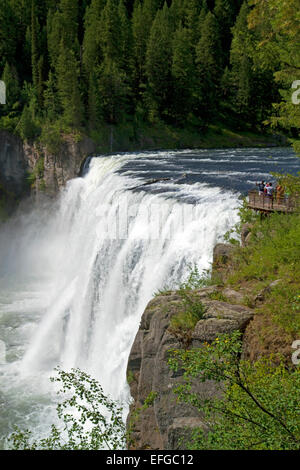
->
[0,153,240,446]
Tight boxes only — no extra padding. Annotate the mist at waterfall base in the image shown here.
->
[0,147,299,448]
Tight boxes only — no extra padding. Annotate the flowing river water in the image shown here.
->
[0,147,299,448]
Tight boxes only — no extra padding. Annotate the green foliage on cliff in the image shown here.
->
[169,332,300,450]
[26,156,45,188]
[0,0,297,147]
[228,209,300,335]
[169,289,206,339]
[166,266,209,347]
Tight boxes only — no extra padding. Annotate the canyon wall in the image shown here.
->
[0,130,96,212]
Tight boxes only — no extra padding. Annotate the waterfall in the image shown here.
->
[0,153,240,444]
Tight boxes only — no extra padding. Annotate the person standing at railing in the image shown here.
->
[266,183,274,206]
[276,184,284,203]
[256,181,265,195]
[264,182,269,194]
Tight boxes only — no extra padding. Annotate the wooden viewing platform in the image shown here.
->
[248,190,299,214]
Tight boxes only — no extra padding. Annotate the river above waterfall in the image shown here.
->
[0,146,299,448]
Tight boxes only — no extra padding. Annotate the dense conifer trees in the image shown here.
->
[0,0,296,144]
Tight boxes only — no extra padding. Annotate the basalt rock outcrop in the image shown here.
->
[126,287,254,450]
[0,130,96,210]
[23,134,96,197]
[211,242,235,282]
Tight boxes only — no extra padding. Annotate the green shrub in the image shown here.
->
[9,368,126,450]
[207,291,229,302]
[179,265,213,290]
[40,123,64,155]
[226,211,300,334]
[169,332,300,450]
[169,287,206,348]
[18,106,41,141]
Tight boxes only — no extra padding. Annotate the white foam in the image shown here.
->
[0,153,240,447]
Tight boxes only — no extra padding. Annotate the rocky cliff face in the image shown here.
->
[126,284,254,450]
[23,134,96,197]
[0,130,29,198]
[0,130,96,210]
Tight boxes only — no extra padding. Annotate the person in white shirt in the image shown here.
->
[266,183,274,200]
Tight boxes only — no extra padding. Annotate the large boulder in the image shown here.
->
[192,300,253,345]
[241,223,253,247]
[213,243,234,265]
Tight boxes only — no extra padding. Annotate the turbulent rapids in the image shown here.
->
[0,147,298,447]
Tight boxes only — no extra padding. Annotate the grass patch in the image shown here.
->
[170,292,206,332]
[207,291,229,302]
[86,119,282,154]
[169,287,207,348]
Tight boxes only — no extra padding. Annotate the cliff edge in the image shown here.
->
[0,130,96,215]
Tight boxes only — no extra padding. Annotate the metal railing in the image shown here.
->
[248,190,299,213]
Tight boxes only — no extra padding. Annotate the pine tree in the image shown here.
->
[86,69,101,129]
[0,0,19,70]
[43,71,61,121]
[31,0,39,90]
[18,104,40,140]
[195,11,222,120]
[82,0,106,73]
[198,0,208,30]
[59,0,79,51]
[248,0,300,148]
[24,26,32,73]
[230,1,279,129]
[95,0,130,125]
[56,43,84,128]
[171,25,195,124]
[98,57,129,124]
[1,62,20,113]
[145,4,174,121]
[37,55,44,108]
[118,0,134,114]
[183,0,201,46]
[46,0,83,127]
[169,0,185,29]
[229,1,255,125]
[82,0,107,129]
[100,0,121,63]
[117,0,132,74]
[132,0,156,97]
[47,0,79,70]
[214,0,243,68]
[132,1,145,88]
[47,10,63,69]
